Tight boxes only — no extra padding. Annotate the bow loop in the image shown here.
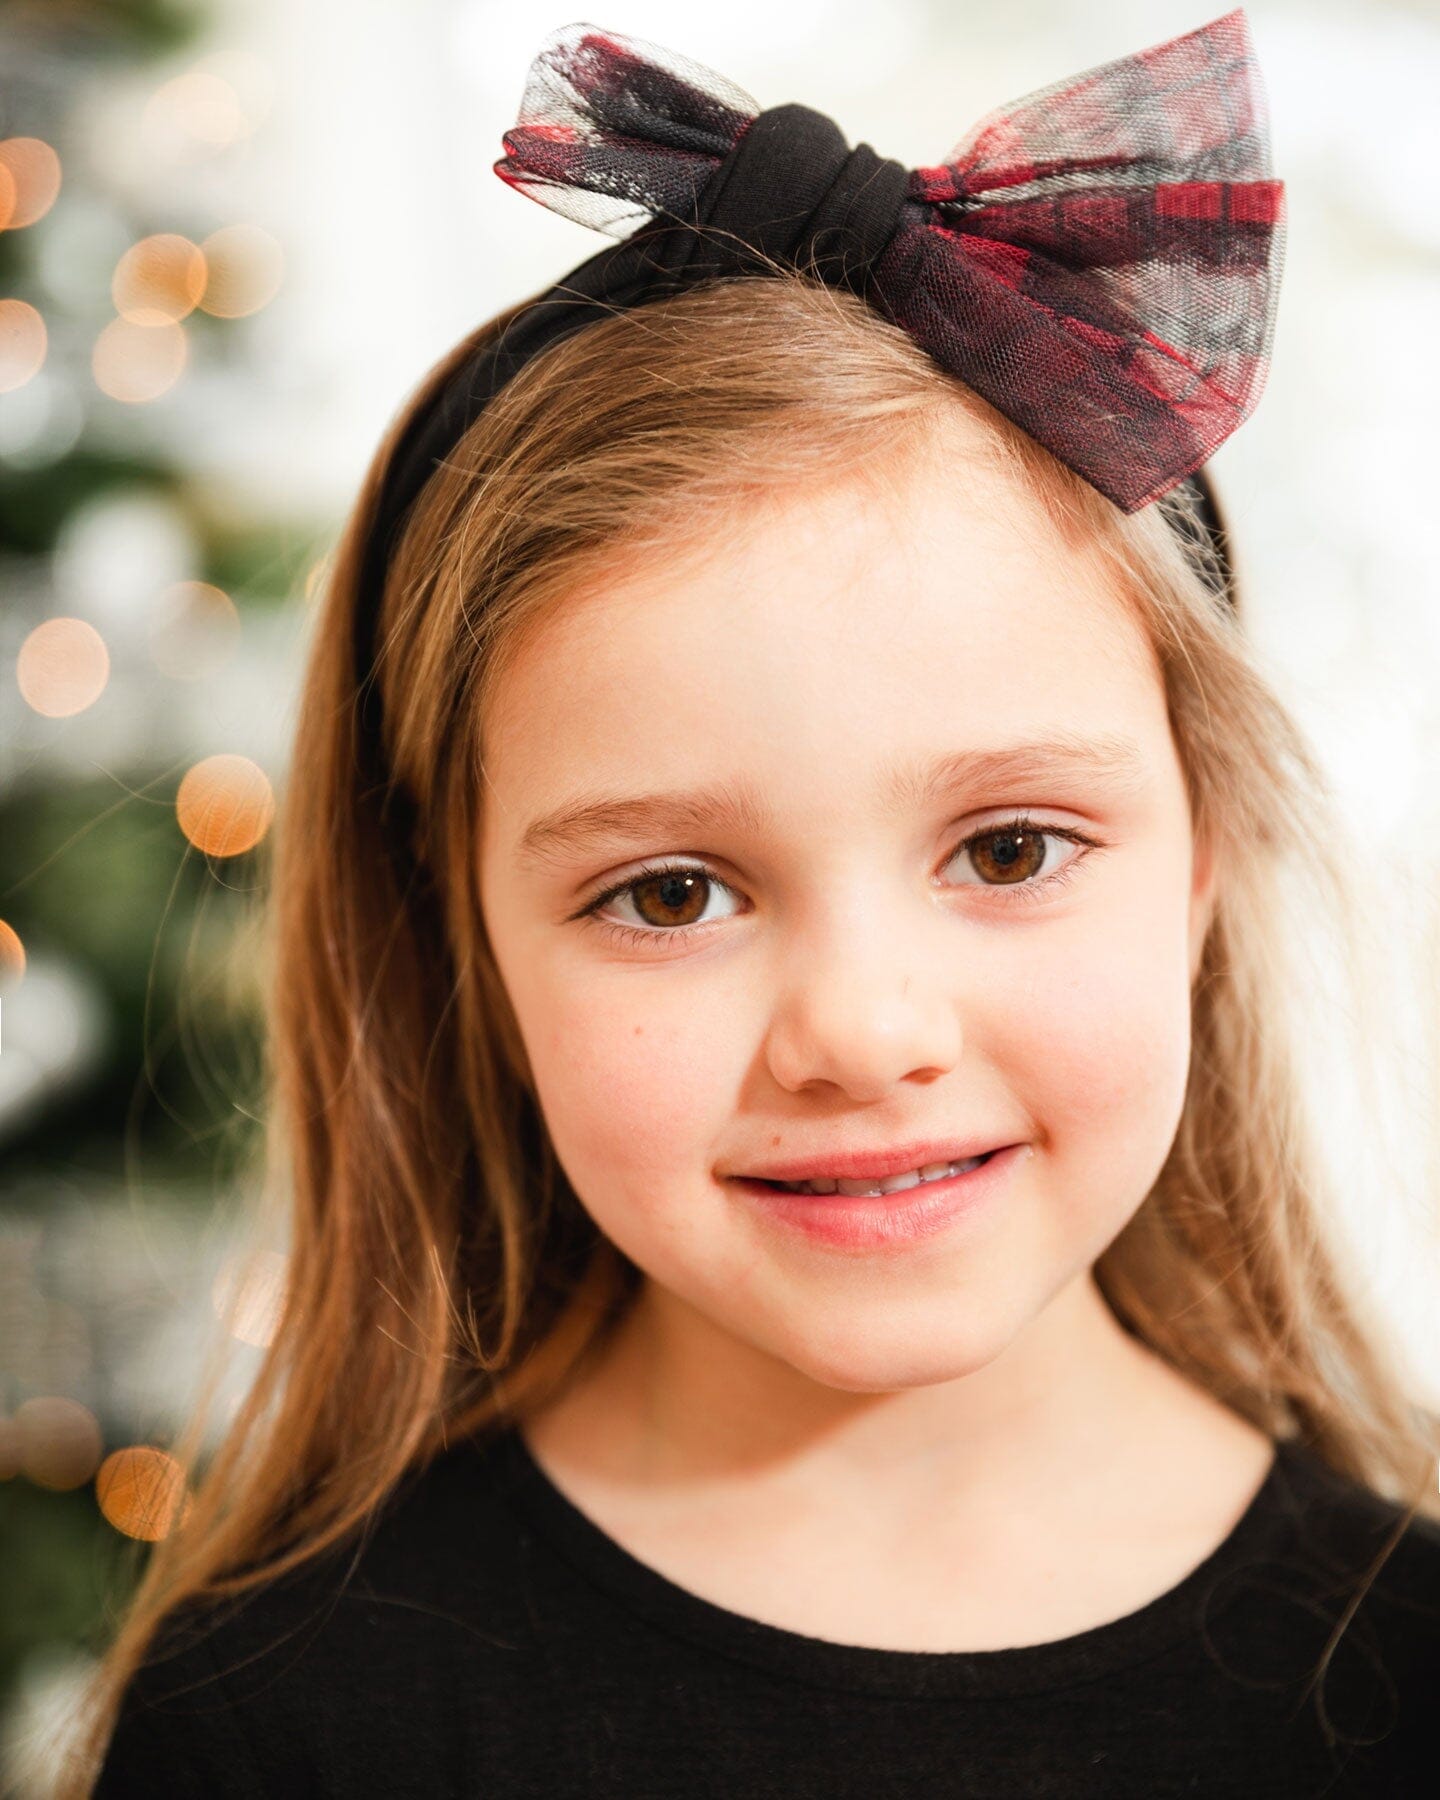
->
[495,23,757,238]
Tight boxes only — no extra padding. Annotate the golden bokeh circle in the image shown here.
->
[0,137,61,230]
[15,1396,104,1491]
[93,316,188,403]
[176,753,275,857]
[96,1446,193,1541]
[113,234,208,325]
[146,71,250,150]
[0,919,25,987]
[198,223,283,318]
[0,298,47,393]
[211,1248,288,1347]
[16,617,110,717]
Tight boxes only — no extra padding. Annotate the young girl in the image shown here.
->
[73,13,1440,1796]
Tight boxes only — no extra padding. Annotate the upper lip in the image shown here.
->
[729,1135,1018,1184]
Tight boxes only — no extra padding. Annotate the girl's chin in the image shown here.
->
[734,1312,1017,1397]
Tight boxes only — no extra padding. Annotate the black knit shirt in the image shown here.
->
[94,1426,1440,1798]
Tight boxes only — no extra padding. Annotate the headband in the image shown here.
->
[354,10,1284,759]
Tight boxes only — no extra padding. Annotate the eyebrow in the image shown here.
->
[515,731,1150,871]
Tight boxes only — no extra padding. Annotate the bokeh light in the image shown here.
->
[0,919,25,986]
[92,315,187,402]
[95,1446,193,1541]
[176,753,275,857]
[0,298,47,393]
[112,233,208,325]
[149,579,241,679]
[198,223,283,317]
[13,1397,103,1491]
[211,1248,288,1347]
[303,554,330,604]
[0,137,62,230]
[143,70,250,152]
[16,618,110,718]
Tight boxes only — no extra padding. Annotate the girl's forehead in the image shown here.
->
[480,478,1166,848]
[492,469,1149,738]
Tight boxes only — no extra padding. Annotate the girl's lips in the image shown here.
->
[728,1143,1025,1252]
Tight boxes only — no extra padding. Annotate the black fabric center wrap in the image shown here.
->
[681,103,910,291]
[352,101,1234,767]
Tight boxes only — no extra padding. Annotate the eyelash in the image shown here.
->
[571,814,1101,953]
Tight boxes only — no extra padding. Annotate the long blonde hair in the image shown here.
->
[65,263,1440,1792]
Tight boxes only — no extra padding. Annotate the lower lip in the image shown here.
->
[728,1145,1024,1252]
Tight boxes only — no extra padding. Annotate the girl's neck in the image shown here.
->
[523,1266,1272,1544]
[519,1270,1276,1652]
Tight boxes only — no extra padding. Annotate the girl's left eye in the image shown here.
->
[570,815,1102,952]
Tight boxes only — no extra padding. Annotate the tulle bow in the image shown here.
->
[494,11,1285,513]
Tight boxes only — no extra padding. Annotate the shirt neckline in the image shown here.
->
[479,1423,1319,1698]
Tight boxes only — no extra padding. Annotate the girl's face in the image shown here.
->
[478,420,1216,1396]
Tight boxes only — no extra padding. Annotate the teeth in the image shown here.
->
[775,1155,988,1198]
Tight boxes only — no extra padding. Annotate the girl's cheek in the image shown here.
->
[1004,908,1196,1209]
[525,986,729,1202]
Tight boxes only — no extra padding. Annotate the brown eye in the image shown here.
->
[965,827,1051,886]
[629,869,713,929]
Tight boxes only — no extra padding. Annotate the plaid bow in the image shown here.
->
[494,11,1285,514]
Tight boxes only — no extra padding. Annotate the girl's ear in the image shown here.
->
[1188,829,1220,986]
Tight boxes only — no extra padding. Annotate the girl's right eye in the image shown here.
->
[570,815,1103,953]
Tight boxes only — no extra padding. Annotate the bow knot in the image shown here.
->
[684,103,909,299]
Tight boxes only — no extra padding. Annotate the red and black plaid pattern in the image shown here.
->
[494,11,1285,513]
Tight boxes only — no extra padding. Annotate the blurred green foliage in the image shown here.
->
[1,774,267,1176]
[0,1478,140,1704]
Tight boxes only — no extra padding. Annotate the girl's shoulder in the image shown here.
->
[91,1425,530,1795]
[1279,1434,1440,1569]
[1252,1436,1440,1675]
